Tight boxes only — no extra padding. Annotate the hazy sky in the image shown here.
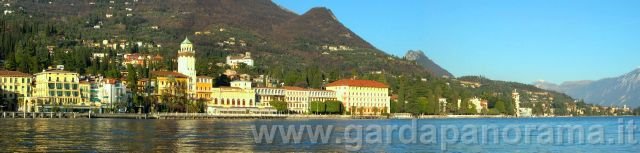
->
[273,0,640,84]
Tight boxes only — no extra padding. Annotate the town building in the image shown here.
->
[122,53,163,67]
[226,52,254,68]
[513,89,521,116]
[254,87,285,108]
[177,37,197,93]
[98,78,127,112]
[284,86,310,113]
[439,98,448,113]
[308,89,336,104]
[230,80,252,90]
[470,97,484,113]
[26,70,96,112]
[325,79,390,115]
[150,71,190,98]
[195,76,214,101]
[207,81,256,113]
[0,70,33,111]
[519,108,533,117]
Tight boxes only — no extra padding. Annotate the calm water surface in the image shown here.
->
[1,117,639,152]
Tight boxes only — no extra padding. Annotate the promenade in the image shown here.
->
[0,112,386,120]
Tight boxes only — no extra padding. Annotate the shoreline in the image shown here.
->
[1,112,635,120]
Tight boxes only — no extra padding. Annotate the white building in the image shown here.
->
[177,37,197,94]
[325,79,390,115]
[439,98,448,113]
[230,80,252,90]
[254,87,285,108]
[513,89,521,116]
[99,78,126,112]
[226,52,254,68]
[470,97,483,113]
[519,108,533,117]
[284,86,310,114]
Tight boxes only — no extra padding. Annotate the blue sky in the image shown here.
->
[273,0,640,84]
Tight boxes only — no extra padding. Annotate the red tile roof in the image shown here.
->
[325,79,388,88]
[0,70,32,77]
[151,71,189,78]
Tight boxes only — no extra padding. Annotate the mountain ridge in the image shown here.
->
[535,68,640,107]
[404,50,453,77]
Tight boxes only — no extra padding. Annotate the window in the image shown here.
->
[56,83,62,89]
[65,91,71,97]
[73,84,78,90]
[49,91,55,96]
[64,84,70,89]
[57,91,63,96]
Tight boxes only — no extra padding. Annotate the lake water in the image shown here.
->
[0,117,639,152]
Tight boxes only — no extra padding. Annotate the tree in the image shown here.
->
[309,101,326,114]
[417,97,429,115]
[325,100,344,114]
[494,100,506,114]
[269,100,288,113]
[215,74,231,87]
[126,64,140,112]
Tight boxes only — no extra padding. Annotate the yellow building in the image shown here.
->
[150,71,189,98]
[0,70,33,111]
[207,81,256,113]
[79,81,92,103]
[326,79,390,115]
[196,76,214,100]
[28,70,95,112]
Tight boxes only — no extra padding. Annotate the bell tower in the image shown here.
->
[177,37,197,93]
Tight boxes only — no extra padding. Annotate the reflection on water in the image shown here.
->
[0,117,639,152]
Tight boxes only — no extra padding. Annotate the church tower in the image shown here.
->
[513,89,521,117]
[178,37,197,94]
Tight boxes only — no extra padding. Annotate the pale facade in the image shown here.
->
[207,81,256,113]
[0,70,32,111]
[226,52,254,68]
[513,89,521,116]
[254,87,285,108]
[326,79,390,115]
[230,80,252,90]
[99,78,126,112]
[284,86,310,113]
[28,70,95,112]
[470,97,483,113]
[177,37,197,94]
[308,90,336,103]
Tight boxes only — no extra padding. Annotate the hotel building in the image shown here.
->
[326,79,390,115]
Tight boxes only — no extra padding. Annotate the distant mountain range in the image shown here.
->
[535,68,640,107]
[404,50,453,78]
